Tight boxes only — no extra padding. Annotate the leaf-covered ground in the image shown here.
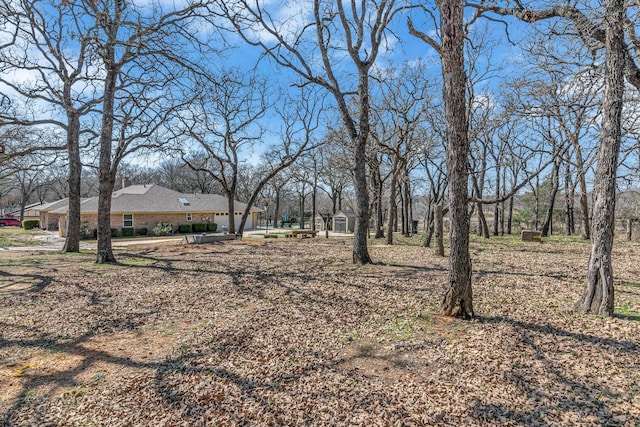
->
[1,236,639,426]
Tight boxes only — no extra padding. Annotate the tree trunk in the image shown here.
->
[507,196,513,234]
[471,174,489,238]
[422,201,434,247]
[403,173,411,236]
[400,187,406,236]
[385,171,399,245]
[500,168,506,235]
[372,162,385,238]
[437,0,473,318]
[375,189,384,239]
[274,190,280,228]
[311,185,317,231]
[541,159,560,237]
[574,143,590,239]
[564,161,575,235]
[299,194,305,229]
[226,189,236,234]
[493,165,500,236]
[626,219,633,242]
[434,203,445,257]
[62,112,81,253]
[574,0,624,317]
[96,177,116,264]
[96,42,118,264]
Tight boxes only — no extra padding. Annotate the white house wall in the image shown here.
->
[213,213,253,230]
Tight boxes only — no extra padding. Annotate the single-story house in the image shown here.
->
[5,202,43,221]
[333,209,356,233]
[37,184,262,237]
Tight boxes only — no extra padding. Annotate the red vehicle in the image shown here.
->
[0,217,21,227]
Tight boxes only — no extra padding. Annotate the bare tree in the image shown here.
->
[215,0,409,264]
[77,0,209,263]
[179,70,269,235]
[575,0,624,315]
[0,0,102,252]
[233,89,322,235]
[409,0,474,317]
[370,65,429,245]
[471,0,631,316]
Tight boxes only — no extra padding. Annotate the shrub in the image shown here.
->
[152,223,173,236]
[193,223,207,232]
[111,228,119,237]
[121,228,134,237]
[135,227,148,236]
[207,223,217,232]
[178,224,192,233]
[22,219,40,230]
[79,220,92,239]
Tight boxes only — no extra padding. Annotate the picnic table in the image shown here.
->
[285,230,319,238]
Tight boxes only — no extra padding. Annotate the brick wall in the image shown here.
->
[54,211,257,237]
[80,212,216,233]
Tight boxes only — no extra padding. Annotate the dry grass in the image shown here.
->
[1,235,639,426]
[0,228,47,248]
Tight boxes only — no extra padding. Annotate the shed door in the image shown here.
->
[334,217,346,233]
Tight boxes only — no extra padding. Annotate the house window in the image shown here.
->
[123,214,133,228]
[186,213,192,221]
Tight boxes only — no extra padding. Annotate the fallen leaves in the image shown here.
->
[0,238,639,425]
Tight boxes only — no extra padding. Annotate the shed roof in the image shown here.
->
[334,209,356,218]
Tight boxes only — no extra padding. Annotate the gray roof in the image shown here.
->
[335,209,356,218]
[43,185,261,214]
[38,198,71,213]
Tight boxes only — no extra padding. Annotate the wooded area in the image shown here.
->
[2,0,640,320]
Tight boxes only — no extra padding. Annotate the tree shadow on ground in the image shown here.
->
[471,315,639,426]
[0,270,53,293]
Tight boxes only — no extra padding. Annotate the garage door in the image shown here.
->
[334,217,346,233]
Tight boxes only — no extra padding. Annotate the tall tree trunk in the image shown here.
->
[274,190,280,228]
[434,203,445,257]
[375,189,384,238]
[96,177,116,263]
[311,185,317,231]
[507,196,514,235]
[227,189,236,234]
[500,168,506,235]
[541,159,560,237]
[385,170,399,245]
[403,173,411,236]
[351,72,372,264]
[574,143,590,239]
[299,194,305,229]
[96,45,118,264]
[371,160,385,238]
[437,0,473,318]
[422,201,434,247]
[62,112,81,253]
[493,166,500,236]
[227,173,237,234]
[471,173,489,238]
[400,187,406,236]
[574,0,624,316]
[564,161,575,235]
